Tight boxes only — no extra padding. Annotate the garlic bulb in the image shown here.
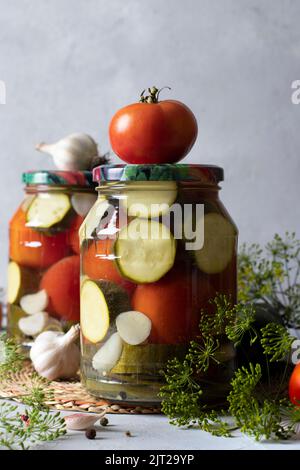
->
[36,133,98,171]
[30,324,80,381]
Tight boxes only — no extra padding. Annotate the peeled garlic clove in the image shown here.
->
[64,411,106,430]
[36,133,98,171]
[116,311,152,345]
[92,333,123,375]
[71,193,97,217]
[18,312,49,337]
[20,289,48,315]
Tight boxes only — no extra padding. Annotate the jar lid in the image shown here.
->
[92,164,224,184]
[22,170,95,187]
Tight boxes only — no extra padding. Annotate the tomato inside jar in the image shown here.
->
[7,170,96,352]
[80,164,238,405]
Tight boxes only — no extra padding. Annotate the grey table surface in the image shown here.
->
[2,400,300,451]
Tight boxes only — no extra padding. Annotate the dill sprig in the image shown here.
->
[0,402,66,450]
[0,333,24,379]
[160,285,299,441]
[0,336,66,449]
[239,232,300,327]
[260,323,296,362]
[227,363,287,440]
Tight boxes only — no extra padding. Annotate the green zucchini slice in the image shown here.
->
[111,343,186,375]
[194,213,236,274]
[26,193,71,228]
[79,197,110,243]
[122,181,178,218]
[7,261,39,304]
[115,218,176,283]
[80,280,130,344]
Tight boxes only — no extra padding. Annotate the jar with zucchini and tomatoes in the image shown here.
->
[7,171,96,351]
[80,164,238,405]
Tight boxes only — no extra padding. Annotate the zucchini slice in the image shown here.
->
[79,197,110,243]
[26,193,71,229]
[122,181,178,218]
[111,343,186,375]
[194,213,236,274]
[7,261,39,304]
[115,218,176,283]
[80,280,130,344]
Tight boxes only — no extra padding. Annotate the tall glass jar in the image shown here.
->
[80,164,238,405]
[7,170,96,351]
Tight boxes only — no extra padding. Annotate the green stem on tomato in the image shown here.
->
[139,86,171,103]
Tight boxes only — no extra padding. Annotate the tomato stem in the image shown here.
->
[139,86,171,103]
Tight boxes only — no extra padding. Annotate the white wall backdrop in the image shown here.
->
[0,0,300,288]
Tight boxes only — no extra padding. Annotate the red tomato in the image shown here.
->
[9,207,68,269]
[289,363,300,405]
[68,215,84,255]
[132,269,213,344]
[82,238,135,297]
[40,255,80,322]
[109,88,198,164]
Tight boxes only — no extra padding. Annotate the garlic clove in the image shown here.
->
[36,133,98,171]
[18,311,49,337]
[116,311,152,346]
[64,411,106,431]
[71,193,97,217]
[92,333,123,375]
[20,289,48,315]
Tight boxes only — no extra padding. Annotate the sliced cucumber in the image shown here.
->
[80,280,130,344]
[115,218,176,283]
[122,181,177,218]
[194,213,236,274]
[26,193,71,228]
[7,261,39,304]
[79,197,110,243]
[7,304,28,338]
[111,343,186,375]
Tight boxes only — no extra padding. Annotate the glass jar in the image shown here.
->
[7,170,96,350]
[80,164,238,405]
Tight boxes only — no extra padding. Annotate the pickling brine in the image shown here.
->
[7,171,96,351]
[80,164,238,405]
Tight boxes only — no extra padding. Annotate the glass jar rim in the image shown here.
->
[92,164,224,185]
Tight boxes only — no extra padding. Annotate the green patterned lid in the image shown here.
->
[22,170,95,187]
[92,164,224,184]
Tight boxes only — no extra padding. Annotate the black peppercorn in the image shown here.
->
[85,428,96,439]
[100,417,109,427]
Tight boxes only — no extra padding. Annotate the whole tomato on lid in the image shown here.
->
[109,87,198,164]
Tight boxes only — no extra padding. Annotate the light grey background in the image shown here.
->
[0,0,299,288]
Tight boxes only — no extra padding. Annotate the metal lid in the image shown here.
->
[92,164,224,184]
[22,170,95,187]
